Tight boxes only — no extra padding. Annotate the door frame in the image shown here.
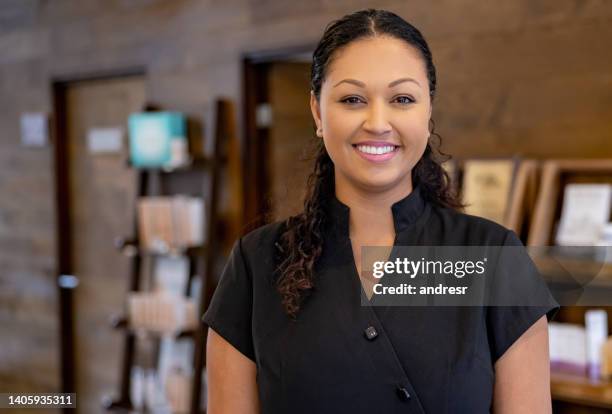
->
[52,67,146,276]
[241,45,315,230]
[50,67,146,398]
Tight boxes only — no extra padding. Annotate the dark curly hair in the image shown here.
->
[275,8,464,320]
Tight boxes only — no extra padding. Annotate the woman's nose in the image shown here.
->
[363,99,392,135]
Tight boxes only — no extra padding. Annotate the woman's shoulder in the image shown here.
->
[427,204,515,246]
[238,218,288,257]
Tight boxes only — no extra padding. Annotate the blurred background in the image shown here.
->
[1,0,612,413]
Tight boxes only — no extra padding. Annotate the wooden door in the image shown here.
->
[55,75,146,413]
[268,61,314,222]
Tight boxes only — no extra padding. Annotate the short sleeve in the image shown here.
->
[486,230,560,363]
[202,237,255,362]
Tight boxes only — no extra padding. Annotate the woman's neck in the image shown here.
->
[335,174,413,242]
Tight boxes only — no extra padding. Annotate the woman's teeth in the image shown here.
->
[355,145,396,155]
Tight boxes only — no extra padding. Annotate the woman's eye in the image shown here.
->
[395,96,415,105]
[341,96,363,105]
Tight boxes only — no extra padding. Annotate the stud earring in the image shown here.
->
[316,128,323,137]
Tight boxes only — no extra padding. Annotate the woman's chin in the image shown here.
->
[354,173,410,192]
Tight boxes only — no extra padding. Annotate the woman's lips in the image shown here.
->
[352,144,400,163]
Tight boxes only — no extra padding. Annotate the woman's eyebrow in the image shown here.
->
[333,77,421,88]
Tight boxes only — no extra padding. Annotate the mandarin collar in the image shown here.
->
[324,184,427,239]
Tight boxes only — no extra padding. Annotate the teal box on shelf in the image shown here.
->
[128,111,188,169]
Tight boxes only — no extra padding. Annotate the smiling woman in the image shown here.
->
[204,8,559,414]
[314,35,432,192]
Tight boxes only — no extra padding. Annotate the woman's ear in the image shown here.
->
[310,91,323,137]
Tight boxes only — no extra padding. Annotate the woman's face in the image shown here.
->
[310,35,432,194]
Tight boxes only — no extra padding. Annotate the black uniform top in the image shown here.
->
[203,184,560,413]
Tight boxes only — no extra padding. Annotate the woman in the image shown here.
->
[204,8,559,413]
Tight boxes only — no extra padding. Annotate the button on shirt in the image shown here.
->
[203,184,559,413]
[364,326,378,341]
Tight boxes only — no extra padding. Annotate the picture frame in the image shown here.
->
[527,159,612,246]
[457,156,521,227]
